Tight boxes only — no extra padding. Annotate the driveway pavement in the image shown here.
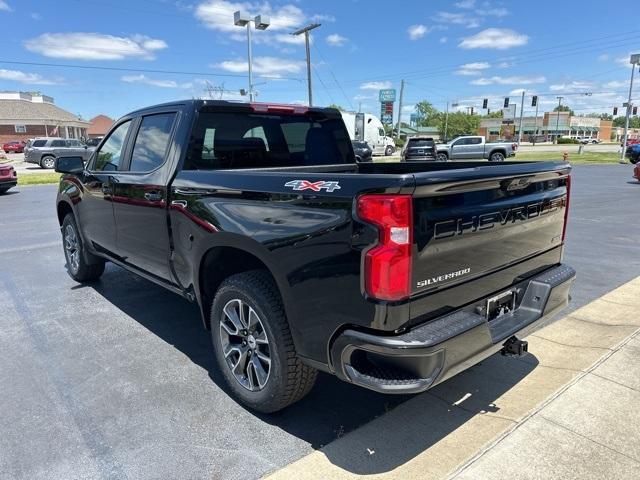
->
[0,164,639,479]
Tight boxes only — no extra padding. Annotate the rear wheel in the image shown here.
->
[490,151,505,162]
[436,152,448,162]
[211,270,317,413]
[62,213,105,282]
[384,145,394,156]
[40,155,55,169]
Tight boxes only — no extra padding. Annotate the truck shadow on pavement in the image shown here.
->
[89,264,537,474]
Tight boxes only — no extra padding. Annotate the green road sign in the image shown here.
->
[379,89,396,102]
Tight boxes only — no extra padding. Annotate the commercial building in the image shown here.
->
[399,125,440,141]
[87,115,114,138]
[0,91,90,144]
[479,111,613,142]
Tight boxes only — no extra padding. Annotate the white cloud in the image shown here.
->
[326,33,347,47]
[0,69,61,85]
[498,61,512,68]
[311,13,335,22]
[359,81,392,90]
[459,28,528,49]
[597,53,609,61]
[24,33,167,60]
[615,53,637,68]
[353,93,376,101]
[476,6,508,17]
[432,11,480,28]
[195,0,304,32]
[439,36,448,43]
[30,12,41,20]
[454,0,475,8]
[549,81,594,92]
[121,74,192,88]
[471,75,546,85]
[455,62,490,75]
[407,24,429,40]
[402,104,415,113]
[0,1,11,12]
[603,80,626,89]
[213,56,304,78]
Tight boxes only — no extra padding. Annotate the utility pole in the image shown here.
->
[555,96,563,144]
[517,90,525,145]
[533,99,539,145]
[444,101,450,141]
[291,23,321,107]
[395,79,405,140]
[621,54,640,163]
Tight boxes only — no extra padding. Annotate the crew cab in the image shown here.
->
[437,135,517,162]
[55,100,574,413]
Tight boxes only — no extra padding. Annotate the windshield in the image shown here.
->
[185,111,354,170]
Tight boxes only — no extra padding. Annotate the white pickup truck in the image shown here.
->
[436,136,517,162]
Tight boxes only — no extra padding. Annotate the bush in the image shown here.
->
[395,137,406,148]
[557,137,579,144]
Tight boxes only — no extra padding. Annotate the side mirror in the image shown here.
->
[55,156,85,174]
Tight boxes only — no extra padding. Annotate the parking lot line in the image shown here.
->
[265,276,640,480]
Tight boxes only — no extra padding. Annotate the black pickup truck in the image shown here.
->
[55,100,575,413]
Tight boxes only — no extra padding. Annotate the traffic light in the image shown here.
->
[613,107,618,116]
[531,96,538,107]
[470,107,474,115]
[634,106,638,116]
[504,97,509,108]
[482,98,488,109]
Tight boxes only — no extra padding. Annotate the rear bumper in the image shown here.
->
[329,264,575,394]
[0,177,17,188]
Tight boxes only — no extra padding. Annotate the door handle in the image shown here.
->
[144,191,163,202]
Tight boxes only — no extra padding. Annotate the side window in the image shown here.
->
[32,140,47,147]
[243,126,270,151]
[453,138,465,146]
[93,121,132,172]
[129,113,176,172]
[67,140,82,147]
[202,128,215,160]
[51,140,65,147]
[469,137,482,145]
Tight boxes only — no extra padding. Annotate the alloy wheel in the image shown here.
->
[219,299,271,392]
[64,224,80,274]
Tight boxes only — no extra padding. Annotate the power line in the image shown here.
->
[311,42,354,110]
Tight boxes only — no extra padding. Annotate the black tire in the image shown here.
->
[384,145,394,156]
[436,152,448,162]
[489,151,505,162]
[40,155,55,169]
[211,270,317,413]
[61,213,105,282]
[0,187,10,195]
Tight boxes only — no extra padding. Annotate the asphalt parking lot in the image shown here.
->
[1,164,639,480]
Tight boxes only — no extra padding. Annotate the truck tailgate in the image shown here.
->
[411,163,570,296]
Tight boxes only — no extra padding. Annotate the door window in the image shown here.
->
[51,140,66,147]
[129,113,176,172]
[93,120,132,172]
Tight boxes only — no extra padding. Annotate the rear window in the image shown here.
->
[51,140,65,147]
[408,139,434,148]
[32,140,47,147]
[185,111,354,170]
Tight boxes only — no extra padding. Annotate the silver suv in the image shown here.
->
[24,137,95,169]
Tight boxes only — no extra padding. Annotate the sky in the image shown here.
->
[0,0,638,121]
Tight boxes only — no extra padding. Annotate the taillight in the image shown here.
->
[562,175,571,242]
[356,194,413,301]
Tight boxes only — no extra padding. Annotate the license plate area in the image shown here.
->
[486,290,516,321]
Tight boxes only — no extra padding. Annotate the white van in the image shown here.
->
[340,111,396,156]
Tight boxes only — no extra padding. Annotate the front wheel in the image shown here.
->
[384,145,394,156]
[436,152,448,162]
[211,270,317,413]
[62,214,105,282]
[490,151,505,162]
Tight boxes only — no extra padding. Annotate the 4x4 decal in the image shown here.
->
[284,180,341,193]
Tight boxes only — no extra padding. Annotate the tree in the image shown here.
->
[438,111,481,139]
[586,112,612,120]
[553,105,574,115]
[327,103,345,111]
[483,110,503,118]
[414,101,442,127]
[613,116,640,128]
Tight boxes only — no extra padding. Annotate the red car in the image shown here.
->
[2,141,26,153]
[634,163,640,182]
[0,164,17,194]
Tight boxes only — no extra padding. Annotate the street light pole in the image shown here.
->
[234,11,270,102]
[444,101,449,141]
[291,23,321,107]
[555,96,563,144]
[621,54,640,163]
[517,90,525,145]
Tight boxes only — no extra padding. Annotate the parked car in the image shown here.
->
[622,138,640,148]
[577,137,600,144]
[2,141,26,153]
[625,143,640,164]
[402,137,437,161]
[85,136,103,147]
[55,100,574,413]
[634,163,640,182]
[24,137,95,169]
[0,163,17,194]
[436,136,517,162]
[351,140,372,162]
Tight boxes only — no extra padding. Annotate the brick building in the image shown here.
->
[87,114,114,138]
[0,91,90,144]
